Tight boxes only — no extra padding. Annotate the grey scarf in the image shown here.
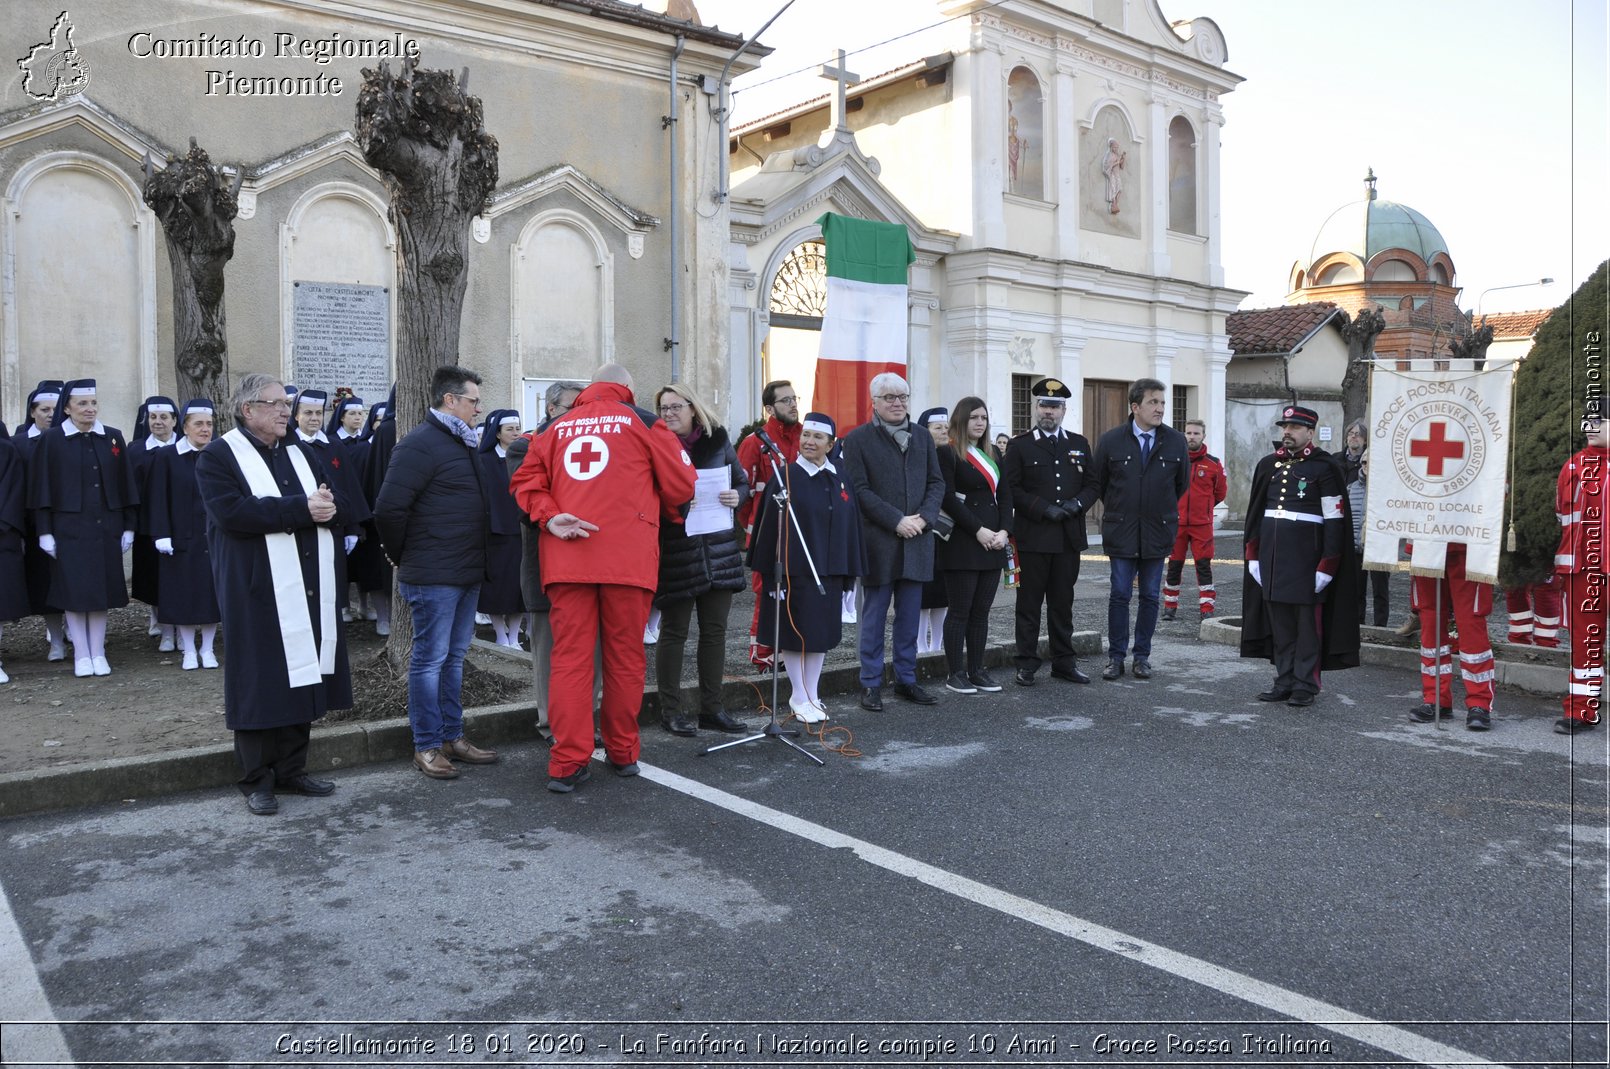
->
[879,417,912,453]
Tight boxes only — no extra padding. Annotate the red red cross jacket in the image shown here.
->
[509,381,696,591]
[1177,445,1227,528]
[735,416,801,540]
[1556,444,1608,574]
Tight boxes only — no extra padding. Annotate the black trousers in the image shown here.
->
[942,568,1000,675]
[1353,554,1391,627]
[1014,550,1082,672]
[1267,601,1322,697]
[234,723,312,795]
[656,589,734,717]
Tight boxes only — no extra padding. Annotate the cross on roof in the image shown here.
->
[820,49,859,134]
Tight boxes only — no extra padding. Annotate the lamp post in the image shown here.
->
[1477,277,1554,317]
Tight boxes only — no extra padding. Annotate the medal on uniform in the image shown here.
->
[1297,477,1308,499]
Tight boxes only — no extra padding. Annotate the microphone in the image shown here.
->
[755,428,784,460]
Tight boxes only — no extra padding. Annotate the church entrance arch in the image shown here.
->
[763,236,826,412]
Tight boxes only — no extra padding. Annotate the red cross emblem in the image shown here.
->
[1408,420,1465,477]
[110,443,120,456]
[330,457,341,468]
[563,435,610,481]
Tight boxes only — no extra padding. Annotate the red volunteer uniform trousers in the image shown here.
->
[546,582,654,777]
[1411,546,1495,710]
[1164,525,1216,614]
[1563,570,1606,724]
[1505,577,1563,647]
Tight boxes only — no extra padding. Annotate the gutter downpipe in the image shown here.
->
[669,34,687,383]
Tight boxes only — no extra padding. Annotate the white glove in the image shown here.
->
[120,530,134,554]
[344,535,358,555]
[1314,571,1333,594]
[155,537,174,555]
[39,534,56,558]
[1248,560,1261,586]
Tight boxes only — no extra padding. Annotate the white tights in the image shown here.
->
[64,611,109,659]
[174,624,218,656]
[490,614,521,646]
[779,650,826,708]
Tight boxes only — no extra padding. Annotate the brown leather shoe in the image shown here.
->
[414,749,460,779]
[442,737,499,764]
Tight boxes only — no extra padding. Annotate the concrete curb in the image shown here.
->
[1200,617,1568,697]
[0,631,1103,821]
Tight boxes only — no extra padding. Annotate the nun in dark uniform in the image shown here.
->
[25,379,137,677]
[328,395,374,621]
[146,399,221,670]
[127,395,180,649]
[357,383,396,635]
[14,381,67,661]
[289,389,370,609]
[747,411,867,723]
[0,422,27,684]
[477,409,527,646]
[915,407,951,654]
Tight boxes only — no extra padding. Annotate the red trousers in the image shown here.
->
[1411,547,1495,709]
[1504,577,1563,647]
[1563,571,1606,724]
[1164,526,1216,613]
[546,582,653,777]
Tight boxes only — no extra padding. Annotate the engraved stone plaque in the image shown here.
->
[291,281,391,402]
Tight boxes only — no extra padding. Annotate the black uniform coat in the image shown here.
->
[506,431,548,613]
[1090,420,1190,560]
[1002,429,1094,554]
[355,408,396,593]
[477,441,527,615]
[195,433,354,729]
[26,423,138,611]
[144,444,220,625]
[747,457,868,650]
[654,426,749,607]
[0,433,27,621]
[11,426,55,615]
[374,414,489,588]
[1238,445,1361,671]
[936,444,1014,571]
[840,420,945,585]
[127,435,176,605]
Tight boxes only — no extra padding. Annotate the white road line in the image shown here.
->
[640,762,1512,1069]
[0,878,75,1066]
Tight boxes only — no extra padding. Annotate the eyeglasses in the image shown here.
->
[771,396,798,406]
[658,402,689,415]
[250,399,292,412]
[876,393,910,404]
[449,393,482,408]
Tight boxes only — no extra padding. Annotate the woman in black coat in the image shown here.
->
[127,395,180,649]
[652,383,750,737]
[14,381,66,661]
[146,399,222,670]
[477,409,527,646]
[935,396,1013,694]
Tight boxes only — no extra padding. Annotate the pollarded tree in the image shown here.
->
[1499,259,1608,587]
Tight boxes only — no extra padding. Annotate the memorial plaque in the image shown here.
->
[291,281,391,404]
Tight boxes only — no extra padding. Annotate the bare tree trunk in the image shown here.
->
[1339,305,1385,431]
[356,58,498,669]
[143,141,239,430]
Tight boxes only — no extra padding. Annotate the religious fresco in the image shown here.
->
[1081,107,1138,238]
[1006,66,1044,200]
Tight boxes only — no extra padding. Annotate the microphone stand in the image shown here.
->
[702,439,825,765]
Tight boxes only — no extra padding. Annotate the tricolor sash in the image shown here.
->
[221,428,337,686]
[965,445,999,495]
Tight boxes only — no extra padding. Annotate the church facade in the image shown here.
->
[0,0,753,432]
[725,0,1246,459]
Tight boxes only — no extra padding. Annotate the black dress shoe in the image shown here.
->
[859,687,883,712]
[1101,660,1124,681]
[1131,658,1153,680]
[944,672,978,694]
[661,715,698,737]
[1286,692,1315,707]
[1014,668,1036,687]
[1051,664,1091,684]
[894,681,939,705]
[246,789,278,816]
[1257,688,1293,702]
[279,774,335,796]
[698,710,747,733]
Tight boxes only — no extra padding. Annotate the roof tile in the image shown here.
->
[1226,302,1342,356]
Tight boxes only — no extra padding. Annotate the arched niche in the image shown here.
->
[512,208,614,385]
[1080,104,1139,237]
[1006,66,1045,200]
[4,151,156,435]
[1167,115,1198,234]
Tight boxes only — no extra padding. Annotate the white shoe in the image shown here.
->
[74,658,94,677]
[341,608,353,622]
[181,651,199,671]
[810,699,831,721]
[158,634,176,653]
[476,612,491,625]
[201,651,219,670]
[92,656,112,676]
[147,623,162,637]
[842,609,857,624]
[48,640,66,662]
[363,607,378,621]
[644,627,660,645]
[375,619,390,636]
[789,695,826,724]
[0,664,9,684]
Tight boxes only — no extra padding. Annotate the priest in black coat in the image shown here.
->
[195,373,350,815]
[1239,404,1360,707]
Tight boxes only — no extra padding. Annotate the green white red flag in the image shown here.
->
[812,212,914,429]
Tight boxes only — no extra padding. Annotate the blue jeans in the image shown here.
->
[398,581,480,752]
[859,580,922,687]
[1107,557,1165,661]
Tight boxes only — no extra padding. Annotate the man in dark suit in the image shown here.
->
[1090,377,1190,680]
[1003,377,1098,687]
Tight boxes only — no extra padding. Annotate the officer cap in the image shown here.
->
[1031,377,1072,402]
[1276,404,1318,429]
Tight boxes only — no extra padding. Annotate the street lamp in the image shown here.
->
[1477,277,1554,317]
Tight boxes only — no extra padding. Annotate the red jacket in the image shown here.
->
[1556,444,1608,574]
[735,416,802,540]
[509,381,696,591]
[1177,445,1227,528]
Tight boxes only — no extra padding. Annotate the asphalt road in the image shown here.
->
[0,632,1604,1068]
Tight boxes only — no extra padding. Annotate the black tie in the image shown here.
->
[1140,432,1153,466]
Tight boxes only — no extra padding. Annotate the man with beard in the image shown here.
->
[1162,419,1226,620]
[735,380,802,669]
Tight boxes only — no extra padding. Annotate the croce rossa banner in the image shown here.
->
[1362,366,1513,584]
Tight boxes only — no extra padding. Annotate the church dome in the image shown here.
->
[1299,169,1454,288]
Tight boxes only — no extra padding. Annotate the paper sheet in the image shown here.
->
[684,467,733,536]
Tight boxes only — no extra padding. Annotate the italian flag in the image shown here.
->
[813,212,914,430]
